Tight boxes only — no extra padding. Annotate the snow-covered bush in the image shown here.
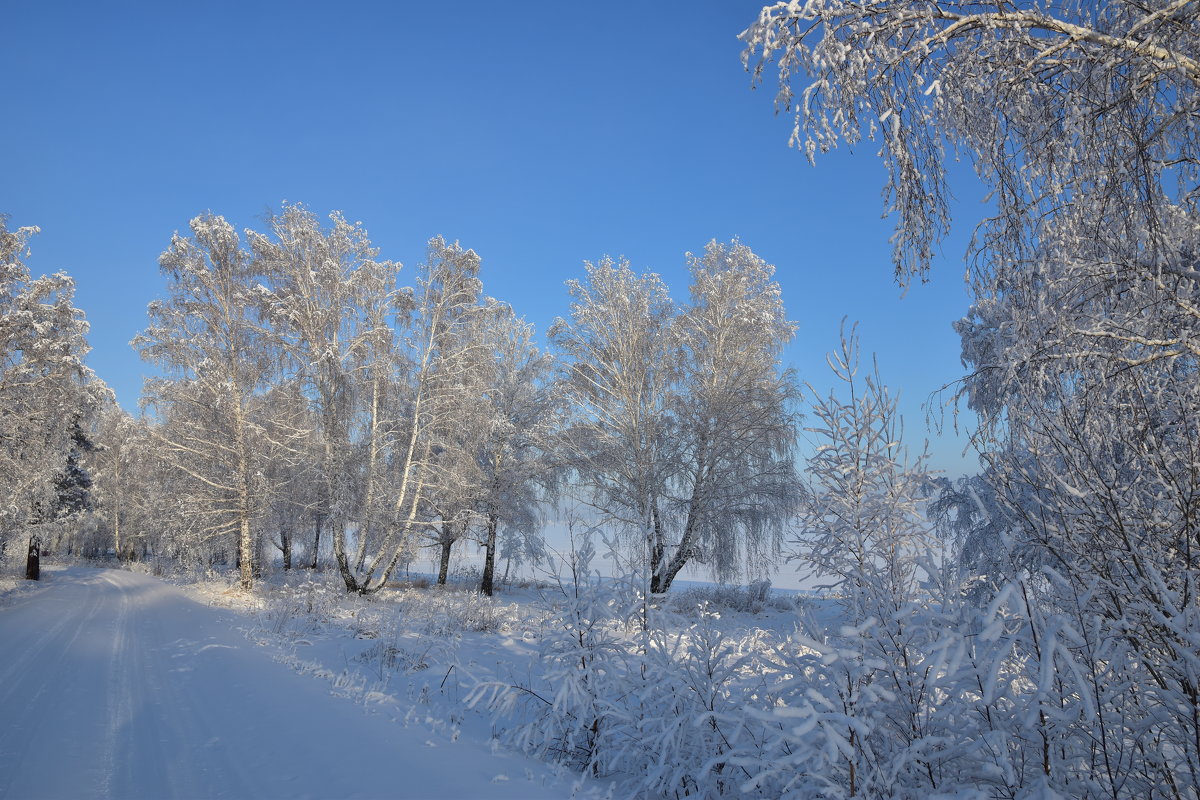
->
[470,539,783,798]
[254,575,345,638]
[391,585,517,637]
[470,540,637,773]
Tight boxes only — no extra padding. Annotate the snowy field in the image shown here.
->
[0,560,815,800]
[0,564,612,800]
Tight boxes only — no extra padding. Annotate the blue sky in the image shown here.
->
[4,0,982,478]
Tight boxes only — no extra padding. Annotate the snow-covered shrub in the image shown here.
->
[626,605,775,797]
[254,575,345,638]
[470,540,638,773]
[391,585,516,637]
[470,539,784,798]
[722,552,1200,800]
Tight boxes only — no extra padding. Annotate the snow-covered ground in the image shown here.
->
[0,565,601,800]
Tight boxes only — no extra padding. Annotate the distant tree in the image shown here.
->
[550,258,678,588]
[35,422,95,529]
[470,302,559,596]
[370,236,485,592]
[419,293,496,587]
[660,240,800,591]
[552,243,799,592]
[269,233,486,594]
[254,381,314,571]
[87,402,154,560]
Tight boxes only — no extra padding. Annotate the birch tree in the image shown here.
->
[470,302,559,596]
[951,209,1200,795]
[746,4,1200,790]
[376,237,486,590]
[248,204,400,585]
[255,380,315,571]
[135,213,274,589]
[755,326,942,798]
[660,239,800,591]
[798,324,936,619]
[550,258,678,587]
[552,244,799,591]
[278,232,484,594]
[86,402,155,560]
[742,0,1200,285]
[422,333,489,586]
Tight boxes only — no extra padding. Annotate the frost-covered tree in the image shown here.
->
[417,290,500,587]
[552,243,799,592]
[135,213,276,589]
[662,240,800,591]
[30,419,96,560]
[387,238,487,588]
[0,217,100,565]
[469,302,559,596]
[951,208,1200,795]
[746,4,1200,791]
[254,380,316,571]
[249,204,400,582]
[85,402,155,560]
[797,324,935,614]
[550,258,679,588]
[420,305,553,592]
[294,234,484,594]
[784,326,941,796]
[742,0,1200,284]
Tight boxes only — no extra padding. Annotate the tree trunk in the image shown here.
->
[25,536,40,581]
[252,529,264,579]
[654,510,698,594]
[654,547,690,594]
[354,373,383,575]
[649,503,668,593]
[281,528,292,570]
[232,392,255,591]
[653,458,711,594]
[332,522,363,593]
[112,496,123,560]
[480,511,498,596]
[310,514,322,570]
[437,526,453,586]
[238,516,253,591]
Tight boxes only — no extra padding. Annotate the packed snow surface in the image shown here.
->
[0,567,574,799]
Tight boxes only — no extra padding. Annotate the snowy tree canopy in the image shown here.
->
[743,0,1200,284]
[0,217,101,554]
[134,214,281,589]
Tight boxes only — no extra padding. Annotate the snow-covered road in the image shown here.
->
[0,567,571,800]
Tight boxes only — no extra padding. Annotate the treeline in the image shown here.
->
[0,207,800,596]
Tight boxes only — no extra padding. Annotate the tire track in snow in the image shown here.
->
[0,571,110,798]
[0,572,95,693]
[100,569,139,797]
[116,582,256,798]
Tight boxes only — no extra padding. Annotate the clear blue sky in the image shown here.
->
[4,0,982,478]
